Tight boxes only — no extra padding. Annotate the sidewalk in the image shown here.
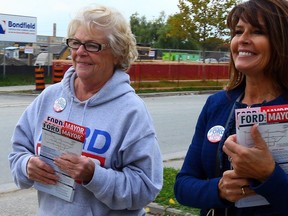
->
[0,85,37,92]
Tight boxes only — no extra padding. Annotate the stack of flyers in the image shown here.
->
[34,116,86,202]
[235,104,288,207]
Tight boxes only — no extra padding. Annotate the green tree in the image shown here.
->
[176,0,239,51]
[130,12,169,46]
[130,13,151,45]
[148,11,167,45]
[151,13,198,49]
[163,13,200,50]
[130,11,200,50]
[130,0,244,51]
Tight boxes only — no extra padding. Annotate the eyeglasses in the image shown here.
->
[66,38,110,53]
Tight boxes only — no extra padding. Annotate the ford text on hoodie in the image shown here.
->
[9,67,163,216]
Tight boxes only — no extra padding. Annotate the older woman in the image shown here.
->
[9,5,163,216]
[174,0,288,215]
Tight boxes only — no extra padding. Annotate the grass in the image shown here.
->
[132,80,226,93]
[0,73,227,93]
[0,74,52,86]
[151,167,200,215]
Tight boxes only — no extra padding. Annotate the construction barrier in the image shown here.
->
[129,61,229,81]
[53,64,64,83]
[52,60,73,83]
[34,67,45,91]
[50,60,228,83]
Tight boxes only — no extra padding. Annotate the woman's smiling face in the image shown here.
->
[230,17,271,76]
[71,26,118,83]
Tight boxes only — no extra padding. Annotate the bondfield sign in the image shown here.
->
[0,13,37,43]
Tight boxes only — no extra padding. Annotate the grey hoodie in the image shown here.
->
[9,67,163,216]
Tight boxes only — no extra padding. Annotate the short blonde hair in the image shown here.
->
[67,5,138,71]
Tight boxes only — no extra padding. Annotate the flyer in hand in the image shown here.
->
[235,104,288,207]
[34,116,86,202]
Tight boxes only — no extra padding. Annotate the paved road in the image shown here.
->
[143,92,209,159]
[0,94,35,189]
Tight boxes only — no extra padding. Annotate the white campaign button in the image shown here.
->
[207,125,225,143]
[53,97,67,112]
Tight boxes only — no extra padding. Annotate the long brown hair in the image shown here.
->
[225,0,288,95]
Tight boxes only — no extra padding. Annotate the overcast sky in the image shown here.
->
[1,0,180,37]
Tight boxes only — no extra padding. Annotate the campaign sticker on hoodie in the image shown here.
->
[54,97,66,112]
[207,125,225,143]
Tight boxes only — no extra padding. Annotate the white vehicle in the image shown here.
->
[196,58,218,63]
[204,58,218,63]
[34,53,53,66]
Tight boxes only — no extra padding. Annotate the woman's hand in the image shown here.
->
[27,156,59,185]
[223,124,275,182]
[218,170,256,202]
[54,153,95,183]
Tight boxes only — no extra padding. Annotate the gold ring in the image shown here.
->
[241,186,246,196]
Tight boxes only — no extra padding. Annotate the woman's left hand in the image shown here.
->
[218,170,256,202]
[223,124,275,182]
[54,153,95,183]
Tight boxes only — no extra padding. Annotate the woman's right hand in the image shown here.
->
[218,169,256,202]
[27,156,59,185]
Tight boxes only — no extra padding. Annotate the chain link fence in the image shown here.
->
[136,47,230,63]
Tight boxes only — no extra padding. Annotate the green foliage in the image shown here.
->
[130,0,240,51]
[0,74,52,86]
[177,0,238,50]
[154,167,200,215]
[131,80,226,93]
[130,12,168,46]
[0,74,34,86]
